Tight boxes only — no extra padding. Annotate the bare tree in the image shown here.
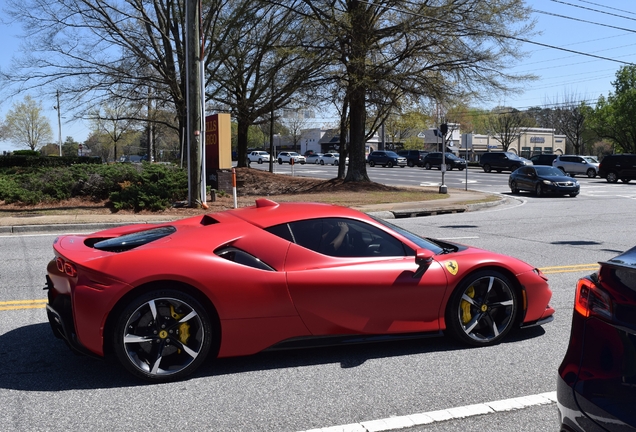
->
[296,0,536,182]
[4,95,53,150]
[88,98,140,162]
[486,107,534,151]
[548,93,594,155]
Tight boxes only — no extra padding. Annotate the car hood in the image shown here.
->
[538,174,578,182]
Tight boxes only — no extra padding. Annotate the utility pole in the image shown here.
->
[186,0,202,206]
[55,90,62,156]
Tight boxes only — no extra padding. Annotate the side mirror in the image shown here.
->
[413,249,434,278]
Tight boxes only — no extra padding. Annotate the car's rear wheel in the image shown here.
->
[621,178,631,183]
[606,172,618,183]
[407,160,414,167]
[386,161,394,168]
[258,159,263,164]
[425,162,432,170]
[446,270,518,346]
[113,289,214,382]
[333,160,339,165]
[586,168,596,178]
[369,160,375,167]
[483,164,491,173]
[510,181,519,194]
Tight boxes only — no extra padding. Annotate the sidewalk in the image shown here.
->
[0,188,508,234]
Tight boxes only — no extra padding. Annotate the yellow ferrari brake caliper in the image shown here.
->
[170,305,191,348]
[461,286,475,324]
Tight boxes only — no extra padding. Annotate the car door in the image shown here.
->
[516,166,535,191]
[283,218,449,335]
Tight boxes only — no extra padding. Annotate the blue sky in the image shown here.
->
[1,0,635,153]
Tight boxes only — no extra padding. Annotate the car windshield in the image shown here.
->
[386,151,399,157]
[535,166,565,176]
[370,216,444,254]
[289,152,300,156]
[583,156,598,163]
[506,152,521,160]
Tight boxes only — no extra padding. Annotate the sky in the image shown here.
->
[0,0,635,154]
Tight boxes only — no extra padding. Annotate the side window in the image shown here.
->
[287,218,409,258]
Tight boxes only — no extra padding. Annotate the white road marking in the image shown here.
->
[298,391,557,432]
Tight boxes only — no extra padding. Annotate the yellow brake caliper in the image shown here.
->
[461,286,475,324]
[170,305,191,350]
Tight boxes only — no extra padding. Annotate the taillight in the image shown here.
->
[574,277,612,319]
[55,257,77,277]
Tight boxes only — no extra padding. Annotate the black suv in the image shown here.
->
[529,154,558,166]
[367,151,407,168]
[480,151,531,173]
[423,152,467,170]
[598,154,636,183]
[397,150,428,167]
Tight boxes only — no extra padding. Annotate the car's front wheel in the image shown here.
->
[425,162,432,170]
[278,158,283,165]
[446,270,518,346]
[257,159,263,164]
[112,289,214,382]
[386,161,394,168]
[369,160,375,167]
[606,171,618,183]
[483,164,491,173]
[510,181,519,194]
[535,183,544,197]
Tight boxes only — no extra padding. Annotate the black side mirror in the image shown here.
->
[413,249,434,278]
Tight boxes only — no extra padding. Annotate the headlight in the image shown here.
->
[542,180,553,185]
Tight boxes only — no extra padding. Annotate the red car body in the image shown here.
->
[46,199,554,381]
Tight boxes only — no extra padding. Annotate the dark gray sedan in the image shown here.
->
[509,165,579,197]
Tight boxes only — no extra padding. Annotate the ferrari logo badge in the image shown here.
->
[445,260,459,275]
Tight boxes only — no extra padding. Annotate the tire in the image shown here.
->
[483,164,491,173]
[386,161,394,168]
[333,160,338,166]
[586,169,596,178]
[112,289,214,382]
[535,183,544,197]
[425,162,432,170]
[510,181,519,194]
[257,159,263,164]
[445,270,518,346]
[606,172,618,183]
[369,160,375,167]
[569,193,578,197]
[320,160,325,165]
[278,158,283,165]
[407,160,414,167]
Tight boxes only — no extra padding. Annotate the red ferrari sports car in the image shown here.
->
[45,199,554,382]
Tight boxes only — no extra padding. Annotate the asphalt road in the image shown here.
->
[1,172,635,431]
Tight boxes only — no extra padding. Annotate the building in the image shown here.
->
[460,128,566,162]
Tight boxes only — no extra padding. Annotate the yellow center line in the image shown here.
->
[539,264,599,275]
[0,299,47,311]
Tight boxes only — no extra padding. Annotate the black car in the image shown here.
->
[508,166,579,197]
[397,150,428,167]
[529,154,558,166]
[480,151,532,173]
[557,247,636,431]
[367,151,407,168]
[598,153,636,183]
[422,152,467,170]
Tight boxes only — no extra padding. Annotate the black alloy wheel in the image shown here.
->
[586,169,596,178]
[369,160,375,167]
[113,289,214,382]
[446,270,518,346]
[386,161,394,168]
[510,181,519,194]
[606,172,618,183]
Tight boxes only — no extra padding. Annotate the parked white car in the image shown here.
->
[277,152,306,164]
[305,153,324,164]
[320,153,348,165]
[247,151,270,164]
[552,155,599,178]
